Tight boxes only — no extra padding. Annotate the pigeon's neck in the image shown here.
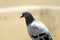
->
[25,16,34,26]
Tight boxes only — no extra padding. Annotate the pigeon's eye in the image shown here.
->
[22,13,27,16]
[22,13,29,17]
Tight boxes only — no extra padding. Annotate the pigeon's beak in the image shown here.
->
[20,15,23,18]
[20,15,24,18]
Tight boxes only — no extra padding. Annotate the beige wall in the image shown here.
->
[0,0,60,8]
[0,0,60,40]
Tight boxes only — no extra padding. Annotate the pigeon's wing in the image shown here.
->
[28,20,53,40]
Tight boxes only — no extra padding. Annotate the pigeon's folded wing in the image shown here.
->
[28,20,53,40]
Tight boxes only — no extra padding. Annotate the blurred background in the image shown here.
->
[0,0,60,40]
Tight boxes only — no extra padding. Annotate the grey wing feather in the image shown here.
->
[28,21,53,40]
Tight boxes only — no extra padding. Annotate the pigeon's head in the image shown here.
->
[20,12,35,25]
[20,12,32,18]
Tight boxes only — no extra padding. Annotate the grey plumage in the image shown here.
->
[20,12,53,40]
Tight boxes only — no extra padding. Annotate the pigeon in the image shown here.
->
[20,12,53,40]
